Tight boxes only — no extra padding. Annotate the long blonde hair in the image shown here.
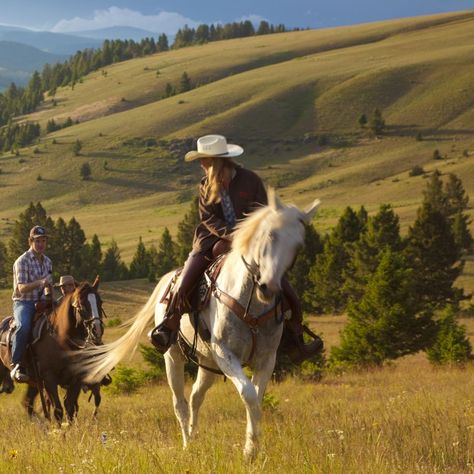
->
[203,157,237,204]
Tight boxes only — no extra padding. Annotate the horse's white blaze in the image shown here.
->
[87,294,102,337]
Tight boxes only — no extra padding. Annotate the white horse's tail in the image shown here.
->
[77,273,172,383]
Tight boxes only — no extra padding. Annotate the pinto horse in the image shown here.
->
[0,280,104,422]
[77,191,320,460]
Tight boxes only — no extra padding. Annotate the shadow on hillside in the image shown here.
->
[384,124,474,140]
[100,176,173,192]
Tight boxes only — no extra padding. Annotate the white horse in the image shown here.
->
[78,190,320,460]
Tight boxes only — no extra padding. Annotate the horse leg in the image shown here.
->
[189,368,218,438]
[23,385,39,419]
[64,383,82,422]
[251,353,278,402]
[213,346,261,462]
[164,344,190,448]
[92,384,101,418]
[43,379,63,424]
[0,363,14,394]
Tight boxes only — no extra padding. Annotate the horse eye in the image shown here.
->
[270,231,278,242]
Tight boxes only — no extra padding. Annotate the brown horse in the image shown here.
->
[0,280,104,422]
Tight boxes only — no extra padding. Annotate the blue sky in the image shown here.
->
[2,1,474,33]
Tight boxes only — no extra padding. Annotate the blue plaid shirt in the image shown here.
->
[12,249,52,302]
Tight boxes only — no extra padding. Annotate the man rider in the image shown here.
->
[11,225,52,383]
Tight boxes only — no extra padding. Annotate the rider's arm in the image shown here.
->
[17,279,47,294]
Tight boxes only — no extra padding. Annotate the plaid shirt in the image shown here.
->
[12,249,52,302]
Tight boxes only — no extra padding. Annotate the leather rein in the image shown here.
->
[203,254,289,365]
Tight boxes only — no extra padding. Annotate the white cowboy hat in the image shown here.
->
[185,135,244,162]
[54,275,75,287]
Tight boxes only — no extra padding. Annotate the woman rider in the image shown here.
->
[151,135,321,357]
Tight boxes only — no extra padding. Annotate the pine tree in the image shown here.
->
[358,113,367,128]
[157,33,169,51]
[146,244,159,282]
[330,249,435,368]
[422,170,447,214]
[287,223,323,312]
[344,204,402,301]
[306,207,366,313]
[405,202,463,309]
[65,217,86,275]
[72,139,82,156]
[78,233,103,280]
[80,162,91,180]
[52,217,69,276]
[445,173,472,252]
[334,206,366,243]
[163,82,176,98]
[369,108,385,136]
[156,228,177,278]
[257,21,271,35]
[306,235,350,313]
[179,72,192,93]
[129,237,150,279]
[102,240,128,281]
[175,197,199,265]
[426,305,472,365]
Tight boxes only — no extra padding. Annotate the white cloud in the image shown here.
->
[51,7,200,34]
[237,14,269,25]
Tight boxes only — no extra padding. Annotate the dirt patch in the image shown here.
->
[55,97,121,123]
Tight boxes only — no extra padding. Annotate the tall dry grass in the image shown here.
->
[1,349,473,472]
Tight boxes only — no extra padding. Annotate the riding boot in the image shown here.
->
[281,278,324,362]
[10,362,29,383]
[151,252,210,353]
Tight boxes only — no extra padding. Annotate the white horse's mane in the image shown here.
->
[232,203,303,256]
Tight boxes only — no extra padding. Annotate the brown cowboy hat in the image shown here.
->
[185,135,244,162]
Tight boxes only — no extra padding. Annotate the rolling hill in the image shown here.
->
[0,10,473,260]
[0,41,67,88]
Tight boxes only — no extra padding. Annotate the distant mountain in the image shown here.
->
[69,26,161,42]
[0,41,67,89]
[0,25,102,55]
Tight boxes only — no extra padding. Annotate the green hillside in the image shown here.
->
[1,10,474,259]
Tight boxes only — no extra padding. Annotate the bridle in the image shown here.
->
[70,290,105,348]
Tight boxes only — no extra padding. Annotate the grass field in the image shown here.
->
[0,281,474,473]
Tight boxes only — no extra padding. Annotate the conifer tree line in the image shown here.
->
[0,173,471,365]
[0,21,291,130]
[0,72,43,127]
[0,197,200,287]
[173,20,288,48]
[0,121,40,151]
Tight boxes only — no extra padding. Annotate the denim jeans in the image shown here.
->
[11,300,36,365]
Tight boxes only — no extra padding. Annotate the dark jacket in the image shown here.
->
[192,166,268,254]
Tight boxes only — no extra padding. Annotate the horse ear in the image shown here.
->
[92,275,100,289]
[268,187,283,211]
[302,199,321,223]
